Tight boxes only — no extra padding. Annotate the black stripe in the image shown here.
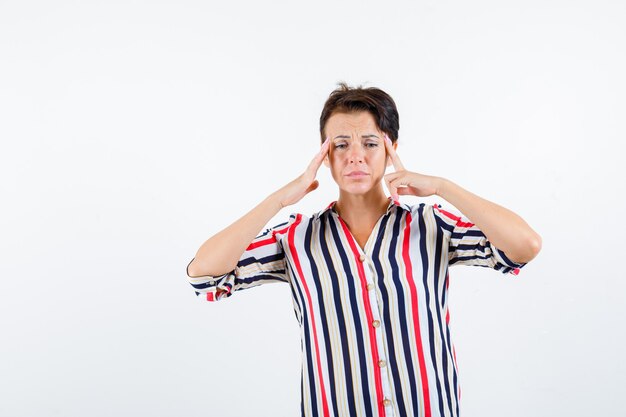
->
[416,204,445,416]
[190,272,288,291]
[255,220,291,238]
[300,362,305,417]
[388,208,420,414]
[456,243,490,251]
[440,268,460,417]
[287,262,304,326]
[451,254,496,263]
[239,252,284,267]
[373,211,409,416]
[431,211,455,416]
[286,247,319,416]
[319,213,358,416]
[236,274,288,285]
[494,246,524,268]
[328,215,374,417]
[434,209,455,233]
[443,296,460,417]
[451,229,483,239]
[303,219,340,417]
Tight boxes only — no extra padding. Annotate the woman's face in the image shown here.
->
[323,111,397,196]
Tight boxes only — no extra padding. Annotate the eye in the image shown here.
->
[334,142,377,149]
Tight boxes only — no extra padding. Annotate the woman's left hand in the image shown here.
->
[383,134,442,201]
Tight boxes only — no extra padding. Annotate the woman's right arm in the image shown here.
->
[187,137,331,278]
[187,191,283,277]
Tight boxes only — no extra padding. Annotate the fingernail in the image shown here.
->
[385,134,391,144]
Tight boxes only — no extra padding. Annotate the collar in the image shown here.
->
[315,196,409,220]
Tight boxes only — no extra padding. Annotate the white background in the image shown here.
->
[1,0,624,416]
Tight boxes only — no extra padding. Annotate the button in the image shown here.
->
[378,360,386,368]
[372,320,380,328]
[383,398,392,406]
[366,283,374,291]
[359,254,366,262]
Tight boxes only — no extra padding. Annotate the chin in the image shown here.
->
[339,182,375,195]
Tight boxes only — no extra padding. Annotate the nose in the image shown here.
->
[348,145,365,164]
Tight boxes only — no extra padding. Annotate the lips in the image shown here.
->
[346,171,369,177]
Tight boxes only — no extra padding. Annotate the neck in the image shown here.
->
[334,187,390,224]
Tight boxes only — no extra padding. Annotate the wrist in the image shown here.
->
[266,191,285,211]
[434,177,449,197]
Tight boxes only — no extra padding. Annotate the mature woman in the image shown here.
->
[186,83,541,417]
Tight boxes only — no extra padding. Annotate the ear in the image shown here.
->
[323,155,330,168]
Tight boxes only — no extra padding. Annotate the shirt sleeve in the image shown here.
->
[432,203,526,276]
[186,214,297,302]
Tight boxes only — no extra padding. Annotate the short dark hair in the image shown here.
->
[319,82,399,144]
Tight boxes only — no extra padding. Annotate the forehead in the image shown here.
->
[325,111,379,133]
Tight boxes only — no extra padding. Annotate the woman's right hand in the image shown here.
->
[274,137,331,209]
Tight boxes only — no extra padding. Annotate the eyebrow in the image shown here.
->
[333,134,380,140]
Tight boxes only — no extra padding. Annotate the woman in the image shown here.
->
[186,83,542,417]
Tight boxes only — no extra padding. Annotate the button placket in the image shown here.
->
[363,257,395,415]
[360,253,376,294]
[356,247,395,414]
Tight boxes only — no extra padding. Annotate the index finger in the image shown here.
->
[307,136,330,172]
[384,133,405,171]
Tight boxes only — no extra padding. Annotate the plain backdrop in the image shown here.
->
[1,0,625,416]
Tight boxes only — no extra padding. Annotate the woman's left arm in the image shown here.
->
[435,178,542,264]
[382,134,542,264]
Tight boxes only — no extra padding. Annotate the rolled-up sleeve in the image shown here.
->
[186,215,296,301]
[432,204,526,276]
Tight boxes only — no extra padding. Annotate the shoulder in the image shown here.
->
[274,211,313,233]
[403,201,456,230]
[404,201,440,217]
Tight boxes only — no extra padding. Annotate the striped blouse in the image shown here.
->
[186,197,526,417]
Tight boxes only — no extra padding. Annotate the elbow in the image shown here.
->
[511,233,542,264]
[187,258,203,278]
[531,233,542,256]
[187,257,233,278]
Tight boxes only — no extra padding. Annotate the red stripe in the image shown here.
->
[337,217,386,416]
[288,214,330,417]
[433,205,474,228]
[246,225,292,250]
[206,292,214,302]
[246,236,276,250]
[403,212,432,417]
